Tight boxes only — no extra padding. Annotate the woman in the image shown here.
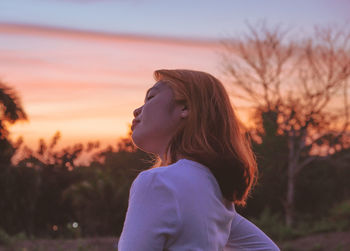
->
[118,69,279,250]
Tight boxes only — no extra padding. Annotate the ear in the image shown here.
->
[181,105,189,118]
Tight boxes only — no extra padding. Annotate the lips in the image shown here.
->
[131,119,140,131]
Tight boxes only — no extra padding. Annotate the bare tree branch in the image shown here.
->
[221,22,350,226]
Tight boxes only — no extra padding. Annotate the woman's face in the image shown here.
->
[131,81,187,157]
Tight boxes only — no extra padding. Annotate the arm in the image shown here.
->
[224,213,280,251]
[118,171,181,251]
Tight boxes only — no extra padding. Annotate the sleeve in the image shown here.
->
[118,171,181,251]
[224,213,280,251]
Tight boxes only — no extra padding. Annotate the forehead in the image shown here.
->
[145,81,167,95]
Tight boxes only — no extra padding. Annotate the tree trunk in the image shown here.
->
[285,162,295,227]
[286,132,297,227]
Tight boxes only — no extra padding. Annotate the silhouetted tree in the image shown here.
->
[63,130,152,236]
[14,132,98,236]
[240,109,289,218]
[0,81,27,164]
[0,81,28,235]
[222,23,350,226]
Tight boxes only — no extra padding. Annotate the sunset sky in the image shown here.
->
[0,0,349,151]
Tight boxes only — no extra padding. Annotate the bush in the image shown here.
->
[251,208,299,241]
[329,200,350,231]
[294,200,350,236]
[0,227,12,246]
[308,219,338,234]
[64,222,81,239]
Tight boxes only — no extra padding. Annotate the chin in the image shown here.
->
[131,130,141,148]
[131,131,158,154]
[131,130,147,152]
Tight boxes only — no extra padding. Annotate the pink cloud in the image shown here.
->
[0,22,219,48]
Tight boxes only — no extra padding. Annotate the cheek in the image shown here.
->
[131,105,159,142]
[132,105,174,141]
[143,101,171,127]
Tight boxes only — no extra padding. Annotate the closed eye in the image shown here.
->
[146,95,154,101]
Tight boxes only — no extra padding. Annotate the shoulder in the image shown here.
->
[134,159,213,188]
[129,161,181,197]
[131,159,221,202]
[132,162,174,187]
[127,164,181,214]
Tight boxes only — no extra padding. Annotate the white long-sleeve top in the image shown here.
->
[118,158,280,251]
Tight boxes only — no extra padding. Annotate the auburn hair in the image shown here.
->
[151,69,257,206]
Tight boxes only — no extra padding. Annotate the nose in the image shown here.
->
[133,105,143,118]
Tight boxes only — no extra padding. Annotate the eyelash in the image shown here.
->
[146,95,154,101]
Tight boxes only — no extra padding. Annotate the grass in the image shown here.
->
[0,237,117,251]
[0,231,350,251]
